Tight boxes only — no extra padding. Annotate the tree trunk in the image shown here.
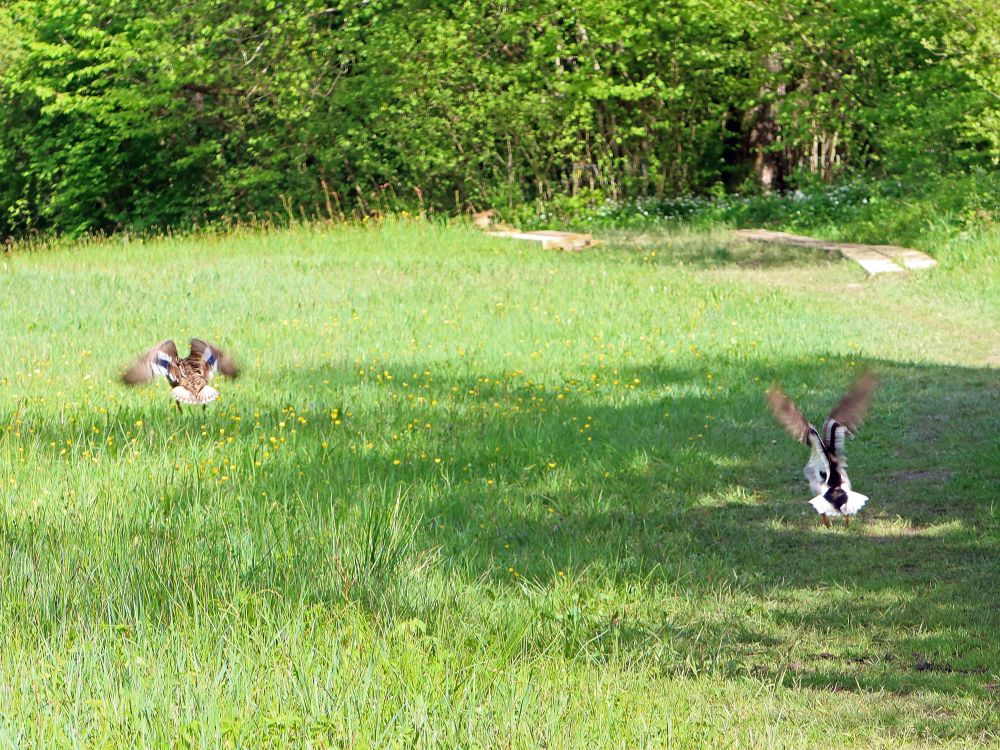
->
[749,53,786,192]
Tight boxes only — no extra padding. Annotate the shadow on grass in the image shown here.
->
[595,229,842,269]
[6,354,999,699]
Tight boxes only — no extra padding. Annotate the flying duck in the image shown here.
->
[123,339,238,409]
[766,372,876,527]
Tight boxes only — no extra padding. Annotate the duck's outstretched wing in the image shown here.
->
[189,339,239,378]
[123,340,178,384]
[766,385,812,445]
[823,371,877,460]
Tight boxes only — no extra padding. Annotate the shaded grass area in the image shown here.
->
[0,222,998,747]
[524,171,1000,258]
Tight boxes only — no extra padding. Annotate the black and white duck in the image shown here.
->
[766,372,876,527]
[123,339,238,409]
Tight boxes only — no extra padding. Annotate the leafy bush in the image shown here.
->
[1,0,997,239]
[522,170,1000,249]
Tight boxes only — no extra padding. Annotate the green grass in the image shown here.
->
[1,220,998,748]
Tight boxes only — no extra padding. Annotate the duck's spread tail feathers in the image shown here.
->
[171,385,220,405]
[808,495,835,515]
[842,490,868,514]
[809,490,868,517]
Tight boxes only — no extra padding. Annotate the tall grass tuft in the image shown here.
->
[334,484,419,616]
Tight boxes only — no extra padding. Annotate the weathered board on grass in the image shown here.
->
[488,229,595,252]
[733,228,937,275]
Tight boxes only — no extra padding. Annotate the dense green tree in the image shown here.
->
[0,0,995,238]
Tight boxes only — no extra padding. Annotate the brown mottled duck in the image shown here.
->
[123,339,238,409]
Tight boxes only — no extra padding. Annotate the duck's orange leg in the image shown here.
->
[822,514,831,529]
[174,400,182,413]
[844,514,851,527]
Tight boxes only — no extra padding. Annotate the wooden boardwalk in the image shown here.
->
[487,229,595,252]
[733,228,937,275]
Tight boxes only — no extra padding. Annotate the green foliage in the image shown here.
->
[0,0,997,238]
[921,0,1000,162]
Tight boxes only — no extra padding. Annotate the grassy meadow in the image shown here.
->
[0,221,998,747]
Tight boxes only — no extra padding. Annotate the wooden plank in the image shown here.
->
[734,229,834,249]
[732,228,936,275]
[488,229,594,251]
[875,245,938,270]
[527,231,594,251]
[488,230,566,250]
[839,248,906,275]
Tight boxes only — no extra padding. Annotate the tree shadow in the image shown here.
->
[5,354,998,700]
[595,228,842,269]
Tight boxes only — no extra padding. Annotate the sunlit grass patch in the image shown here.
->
[0,221,997,747]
